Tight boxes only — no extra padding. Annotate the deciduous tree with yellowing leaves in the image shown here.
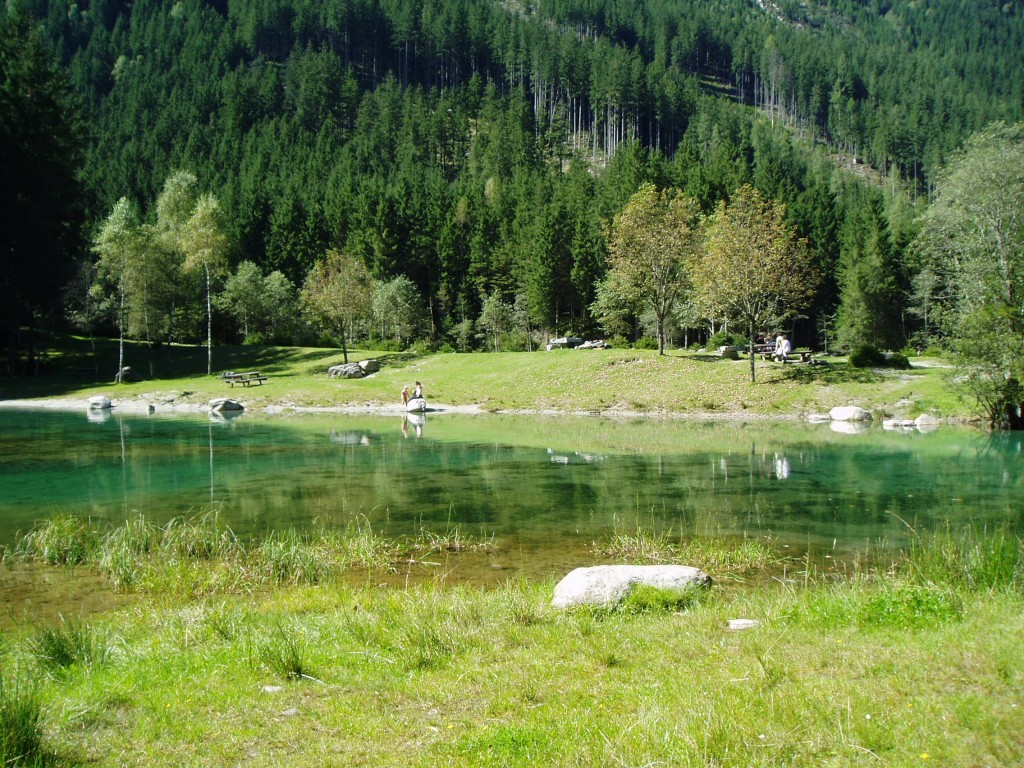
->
[694,185,817,383]
[599,183,703,355]
[300,249,374,364]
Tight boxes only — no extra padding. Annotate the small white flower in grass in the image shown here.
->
[865,714,871,720]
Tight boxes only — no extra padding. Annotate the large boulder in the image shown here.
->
[328,363,364,379]
[829,405,872,422]
[209,397,243,412]
[552,565,712,609]
[358,359,381,374]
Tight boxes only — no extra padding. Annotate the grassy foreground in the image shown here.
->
[1,334,968,420]
[2,518,1022,767]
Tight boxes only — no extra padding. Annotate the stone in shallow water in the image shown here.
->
[551,564,712,609]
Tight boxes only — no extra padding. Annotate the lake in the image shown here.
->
[1,407,1021,584]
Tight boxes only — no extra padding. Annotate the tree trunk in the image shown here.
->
[205,266,212,376]
[118,281,125,379]
[748,318,756,384]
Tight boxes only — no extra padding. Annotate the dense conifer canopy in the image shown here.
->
[3,0,1021,354]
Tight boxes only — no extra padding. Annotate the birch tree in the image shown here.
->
[181,193,229,375]
[153,171,198,348]
[695,185,816,383]
[92,197,145,377]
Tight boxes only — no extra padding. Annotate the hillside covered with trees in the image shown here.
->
[2,0,1022,422]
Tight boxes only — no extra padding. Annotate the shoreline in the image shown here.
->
[0,394,811,422]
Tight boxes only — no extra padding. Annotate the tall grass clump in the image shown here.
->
[594,522,784,577]
[905,523,1022,591]
[158,510,239,560]
[411,525,496,555]
[29,618,113,674]
[12,515,97,566]
[678,536,782,572]
[253,529,333,585]
[253,623,319,682]
[94,514,161,589]
[593,520,677,562]
[334,517,396,571]
[0,673,57,767]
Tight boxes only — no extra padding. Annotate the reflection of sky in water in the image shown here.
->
[0,409,1020,566]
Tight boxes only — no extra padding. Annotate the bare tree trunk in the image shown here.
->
[205,266,213,376]
[748,318,757,383]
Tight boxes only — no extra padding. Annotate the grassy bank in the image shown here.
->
[2,519,1022,767]
[1,334,968,420]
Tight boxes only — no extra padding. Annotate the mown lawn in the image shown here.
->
[1,334,969,421]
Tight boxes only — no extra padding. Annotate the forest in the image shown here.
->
[1,0,1022,404]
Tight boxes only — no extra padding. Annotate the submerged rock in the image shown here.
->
[551,564,712,609]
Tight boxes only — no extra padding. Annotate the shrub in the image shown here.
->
[884,352,911,369]
[707,330,742,349]
[849,345,912,369]
[848,344,887,368]
[633,336,658,350]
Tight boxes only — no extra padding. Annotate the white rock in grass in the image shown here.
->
[727,619,759,631]
[551,565,712,609]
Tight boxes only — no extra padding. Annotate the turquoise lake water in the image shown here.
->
[0,407,1020,581]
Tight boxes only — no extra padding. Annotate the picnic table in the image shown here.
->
[753,345,811,363]
[221,371,268,387]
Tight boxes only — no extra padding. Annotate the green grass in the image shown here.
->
[0,333,968,421]
[0,672,58,767]
[0,557,1020,766]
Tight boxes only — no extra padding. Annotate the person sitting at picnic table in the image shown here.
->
[773,333,791,363]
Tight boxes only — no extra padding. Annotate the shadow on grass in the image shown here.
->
[771,361,883,385]
[1,333,416,400]
[669,352,739,364]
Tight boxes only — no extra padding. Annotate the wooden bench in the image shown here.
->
[222,371,269,387]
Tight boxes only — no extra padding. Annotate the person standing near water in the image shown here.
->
[401,386,410,405]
